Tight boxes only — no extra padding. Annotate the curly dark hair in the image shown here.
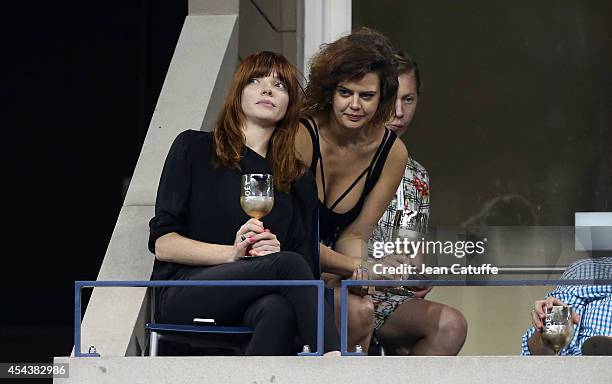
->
[302,28,398,130]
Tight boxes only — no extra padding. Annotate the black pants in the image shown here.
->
[159,251,340,355]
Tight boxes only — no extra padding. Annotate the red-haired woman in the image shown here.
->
[149,51,340,356]
[296,29,408,352]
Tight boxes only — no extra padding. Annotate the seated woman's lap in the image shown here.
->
[159,251,315,324]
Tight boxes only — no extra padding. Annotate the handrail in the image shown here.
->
[74,280,325,357]
[496,266,567,273]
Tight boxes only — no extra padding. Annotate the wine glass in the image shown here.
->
[541,305,574,355]
[240,174,274,220]
[387,210,426,296]
[240,174,274,259]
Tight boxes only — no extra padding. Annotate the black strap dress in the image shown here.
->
[300,117,397,249]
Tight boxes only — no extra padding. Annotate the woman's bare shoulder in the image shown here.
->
[385,135,409,173]
[296,119,314,165]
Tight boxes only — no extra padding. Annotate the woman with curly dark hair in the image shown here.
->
[149,51,340,356]
[296,28,408,352]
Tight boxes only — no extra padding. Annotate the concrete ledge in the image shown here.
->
[78,206,154,356]
[54,356,612,384]
[95,206,155,281]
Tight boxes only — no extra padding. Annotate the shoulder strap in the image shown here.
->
[328,167,370,210]
[299,117,319,172]
[364,129,397,195]
[327,129,391,211]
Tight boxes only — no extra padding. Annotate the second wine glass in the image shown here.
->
[541,305,574,355]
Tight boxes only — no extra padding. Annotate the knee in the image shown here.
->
[273,251,314,279]
[349,297,375,329]
[439,307,468,344]
[256,295,296,324]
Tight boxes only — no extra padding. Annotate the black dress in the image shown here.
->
[149,129,339,355]
[300,117,397,248]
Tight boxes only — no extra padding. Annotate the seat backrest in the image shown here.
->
[312,208,322,278]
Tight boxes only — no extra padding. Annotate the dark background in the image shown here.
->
[3,0,188,366]
[354,0,612,226]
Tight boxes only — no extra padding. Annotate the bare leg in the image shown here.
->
[377,299,467,355]
[333,286,374,353]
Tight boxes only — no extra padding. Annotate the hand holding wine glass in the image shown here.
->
[531,297,580,331]
[531,297,580,355]
[371,253,416,297]
[238,174,279,258]
[541,306,574,355]
[232,218,264,260]
[233,218,281,259]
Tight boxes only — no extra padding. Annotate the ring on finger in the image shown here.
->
[240,235,247,241]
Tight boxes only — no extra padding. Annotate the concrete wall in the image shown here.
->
[300,0,352,75]
[78,14,238,357]
[54,356,612,384]
[239,0,297,66]
[189,0,239,15]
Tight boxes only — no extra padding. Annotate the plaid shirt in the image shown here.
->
[370,158,430,250]
[521,257,612,355]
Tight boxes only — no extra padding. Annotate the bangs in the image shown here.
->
[240,52,295,89]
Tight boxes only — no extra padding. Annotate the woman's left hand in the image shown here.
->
[402,269,433,298]
[408,285,433,299]
[348,262,375,296]
[248,229,281,257]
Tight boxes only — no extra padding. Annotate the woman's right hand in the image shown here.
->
[230,218,265,261]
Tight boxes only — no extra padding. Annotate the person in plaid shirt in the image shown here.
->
[522,256,612,355]
[369,53,467,355]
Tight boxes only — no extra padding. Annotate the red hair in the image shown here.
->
[212,51,304,192]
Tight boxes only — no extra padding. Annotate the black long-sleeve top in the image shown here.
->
[148,130,317,280]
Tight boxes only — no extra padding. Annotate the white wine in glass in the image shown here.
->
[240,196,274,219]
[240,174,274,220]
[541,306,574,355]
